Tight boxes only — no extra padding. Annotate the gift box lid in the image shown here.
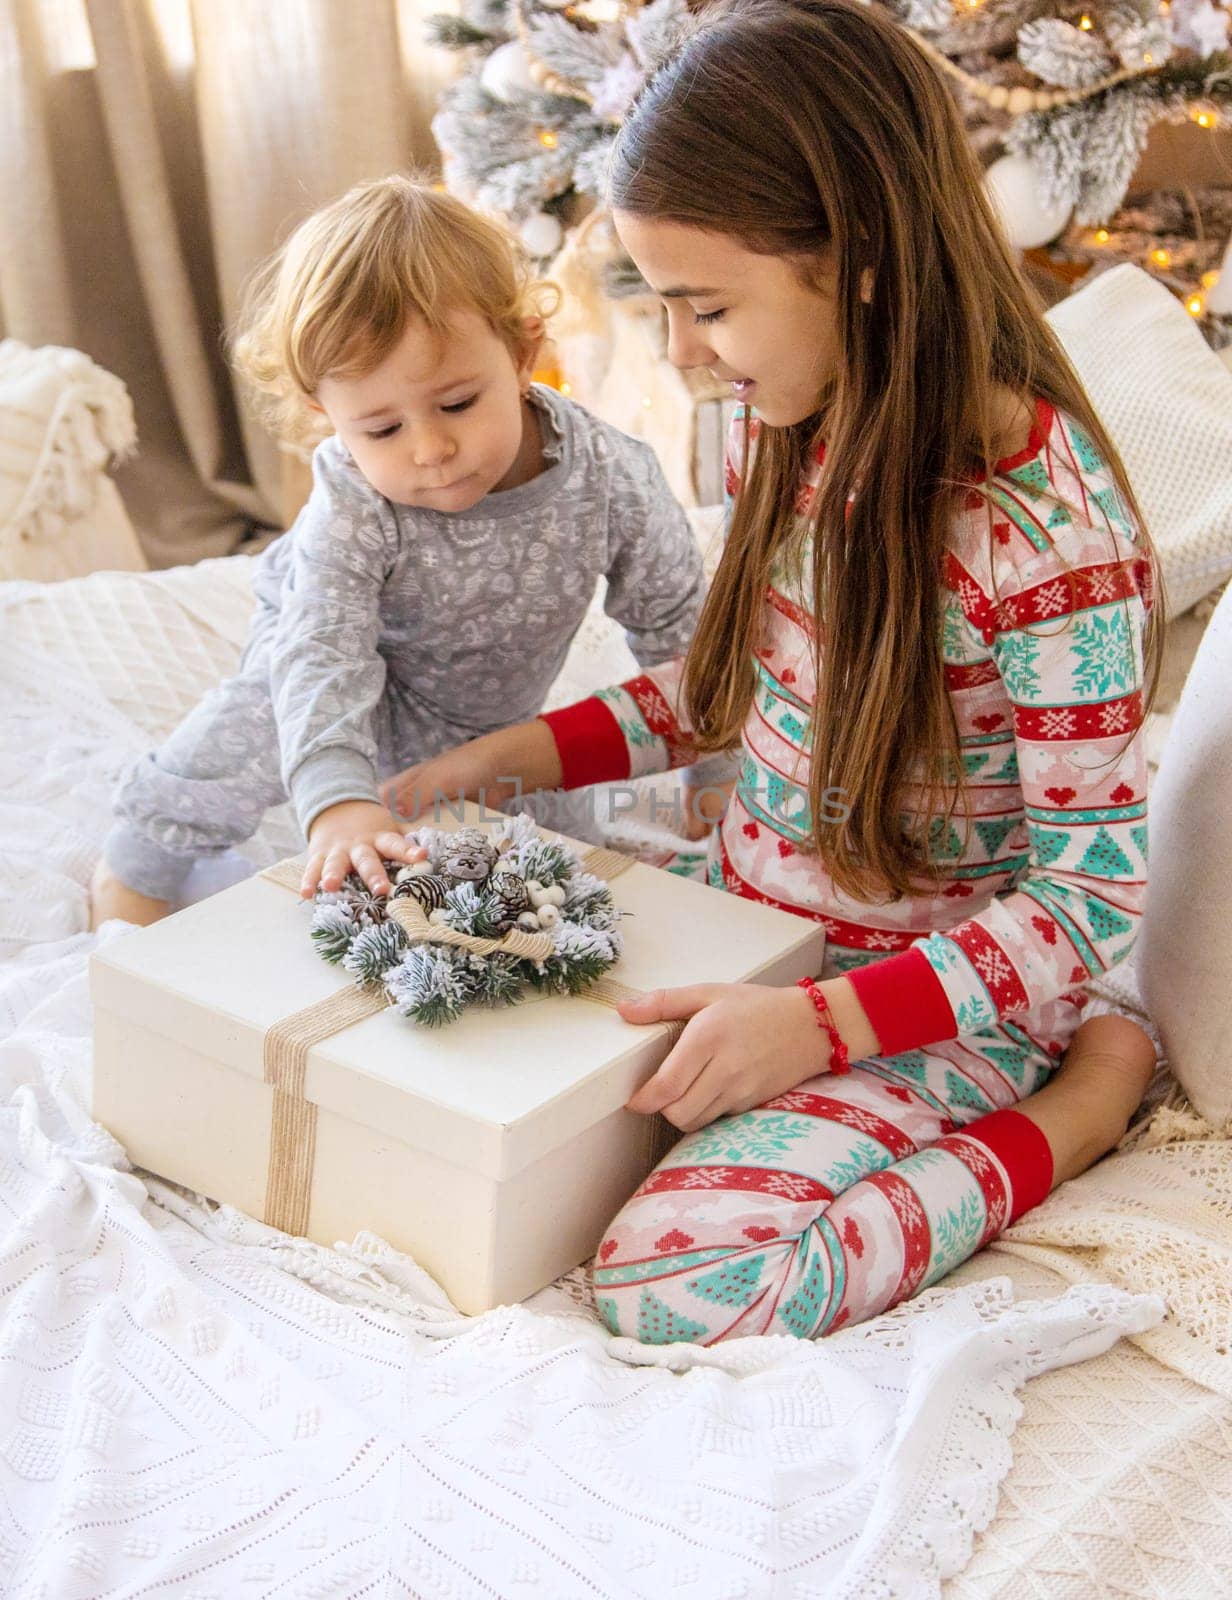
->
[90,811,826,1183]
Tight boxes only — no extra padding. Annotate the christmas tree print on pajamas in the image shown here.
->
[542,400,1153,1342]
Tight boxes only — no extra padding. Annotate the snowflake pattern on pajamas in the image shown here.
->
[541,399,1154,1345]
[544,397,1153,1064]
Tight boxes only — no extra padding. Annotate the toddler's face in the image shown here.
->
[613,212,841,429]
[314,308,541,513]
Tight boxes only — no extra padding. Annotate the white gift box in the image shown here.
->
[90,808,825,1314]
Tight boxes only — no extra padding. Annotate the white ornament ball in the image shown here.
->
[517,911,542,932]
[480,40,538,104]
[535,904,561,930]
[984,154,1073,252]
[1206,235,1232,317]
[541,884,567,907]
[519,210,564,260]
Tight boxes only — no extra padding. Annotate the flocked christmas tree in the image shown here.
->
[427,0,1231,334]
[428,0,691,260]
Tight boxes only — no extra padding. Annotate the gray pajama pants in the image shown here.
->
[103,596,654,900]
[103,593,361,900]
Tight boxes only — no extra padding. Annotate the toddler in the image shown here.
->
[90,176,710,926]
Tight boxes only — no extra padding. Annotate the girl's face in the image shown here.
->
[314,308,542,512]
[613,213,841,428]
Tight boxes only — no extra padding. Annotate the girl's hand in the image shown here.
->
[302,800,425,899]
[380,718,564,825]
[680,777,736,841]
[620,983,832,1131]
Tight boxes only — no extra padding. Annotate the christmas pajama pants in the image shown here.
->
[592,1016,1064,1345]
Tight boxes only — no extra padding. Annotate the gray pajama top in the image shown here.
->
[261,382,707,833]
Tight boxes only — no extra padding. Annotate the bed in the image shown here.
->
[5,263,1232,1593]
[2,548,1231,1599]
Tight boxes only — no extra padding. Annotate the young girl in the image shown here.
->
[382,0,1160,1344]
[89,176,713,928]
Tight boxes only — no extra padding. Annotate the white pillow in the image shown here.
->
[1045,264,1232,616]
[1139,578,1232,1123]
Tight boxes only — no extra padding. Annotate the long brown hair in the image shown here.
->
[610,0,1163,904]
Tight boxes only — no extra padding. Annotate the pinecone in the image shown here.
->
[484,863,531,927]
[391,871,453,913]
[440,827,498,882]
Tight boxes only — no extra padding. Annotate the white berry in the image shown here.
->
[536,904,561,929]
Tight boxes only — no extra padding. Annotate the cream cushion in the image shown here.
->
[1138,578,1232,1122]
[1046,264,1232,615]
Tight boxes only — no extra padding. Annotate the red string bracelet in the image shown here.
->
[796,977,852,1075]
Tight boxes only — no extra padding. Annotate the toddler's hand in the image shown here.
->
[302,800,426,899]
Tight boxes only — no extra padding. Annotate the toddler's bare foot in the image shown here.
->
[89,860,171,930]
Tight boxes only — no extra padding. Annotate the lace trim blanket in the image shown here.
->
[0,565,1166,1596]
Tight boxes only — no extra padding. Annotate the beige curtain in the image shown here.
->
[0,0,454,566]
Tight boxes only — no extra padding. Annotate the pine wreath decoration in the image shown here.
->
[307,814,624,1027]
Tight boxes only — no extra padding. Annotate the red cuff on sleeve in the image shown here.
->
[538,698,632,790]
[846,946,956,1056]
[960,1108,1054,1222]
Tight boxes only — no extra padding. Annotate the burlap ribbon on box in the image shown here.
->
[257,843,683,1238]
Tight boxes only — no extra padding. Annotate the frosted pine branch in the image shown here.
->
[1017,18,1115,87]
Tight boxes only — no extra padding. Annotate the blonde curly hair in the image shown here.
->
[231,175,560,447]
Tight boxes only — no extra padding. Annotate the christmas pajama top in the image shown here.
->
[542,399,1155,1059]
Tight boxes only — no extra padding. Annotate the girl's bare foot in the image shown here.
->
[1016,1012,1157,1188]
[88,860,172,931]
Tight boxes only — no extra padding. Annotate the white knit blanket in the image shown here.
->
[0,592,1164,1596]
[0,340,135,545]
